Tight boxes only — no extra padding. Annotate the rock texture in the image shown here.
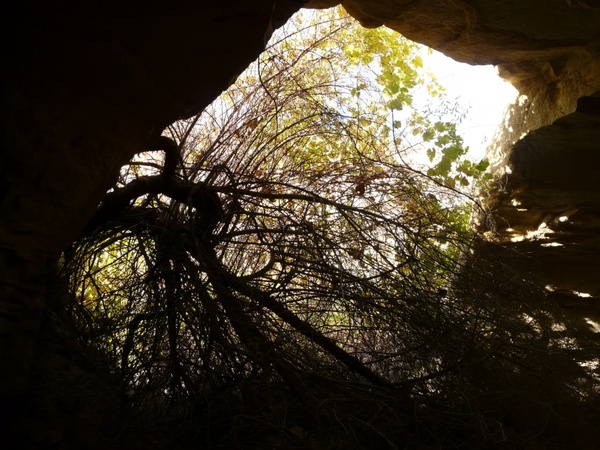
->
[491,92,600,309]
[1,0,600,403]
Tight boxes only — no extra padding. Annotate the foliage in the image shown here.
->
[57,7,598,449]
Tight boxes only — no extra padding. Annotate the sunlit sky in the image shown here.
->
[281,8,519,165]
[270,8,519,166]
[419,48,518,161]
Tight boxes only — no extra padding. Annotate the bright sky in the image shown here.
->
[419,49,518,161]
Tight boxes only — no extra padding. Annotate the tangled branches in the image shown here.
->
[57,9,599,447]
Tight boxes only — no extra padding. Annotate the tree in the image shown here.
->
[57,7,597,448]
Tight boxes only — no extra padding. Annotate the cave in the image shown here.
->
[1,0,600,448]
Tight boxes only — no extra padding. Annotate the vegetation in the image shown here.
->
[55,8,598,449]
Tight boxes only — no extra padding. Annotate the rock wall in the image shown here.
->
[490,92,600,307]
[0,0,305,395]
[1,0,599,401]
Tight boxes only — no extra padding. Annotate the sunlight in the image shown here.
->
[417,49,518,161]
[584,318,600,333]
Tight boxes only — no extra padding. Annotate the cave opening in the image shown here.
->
[2,2,600,449]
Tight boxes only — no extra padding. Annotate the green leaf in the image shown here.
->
[387,97,405,111]
[423,129,436,142]
[426,148,436,161]
[441,145,463,161]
